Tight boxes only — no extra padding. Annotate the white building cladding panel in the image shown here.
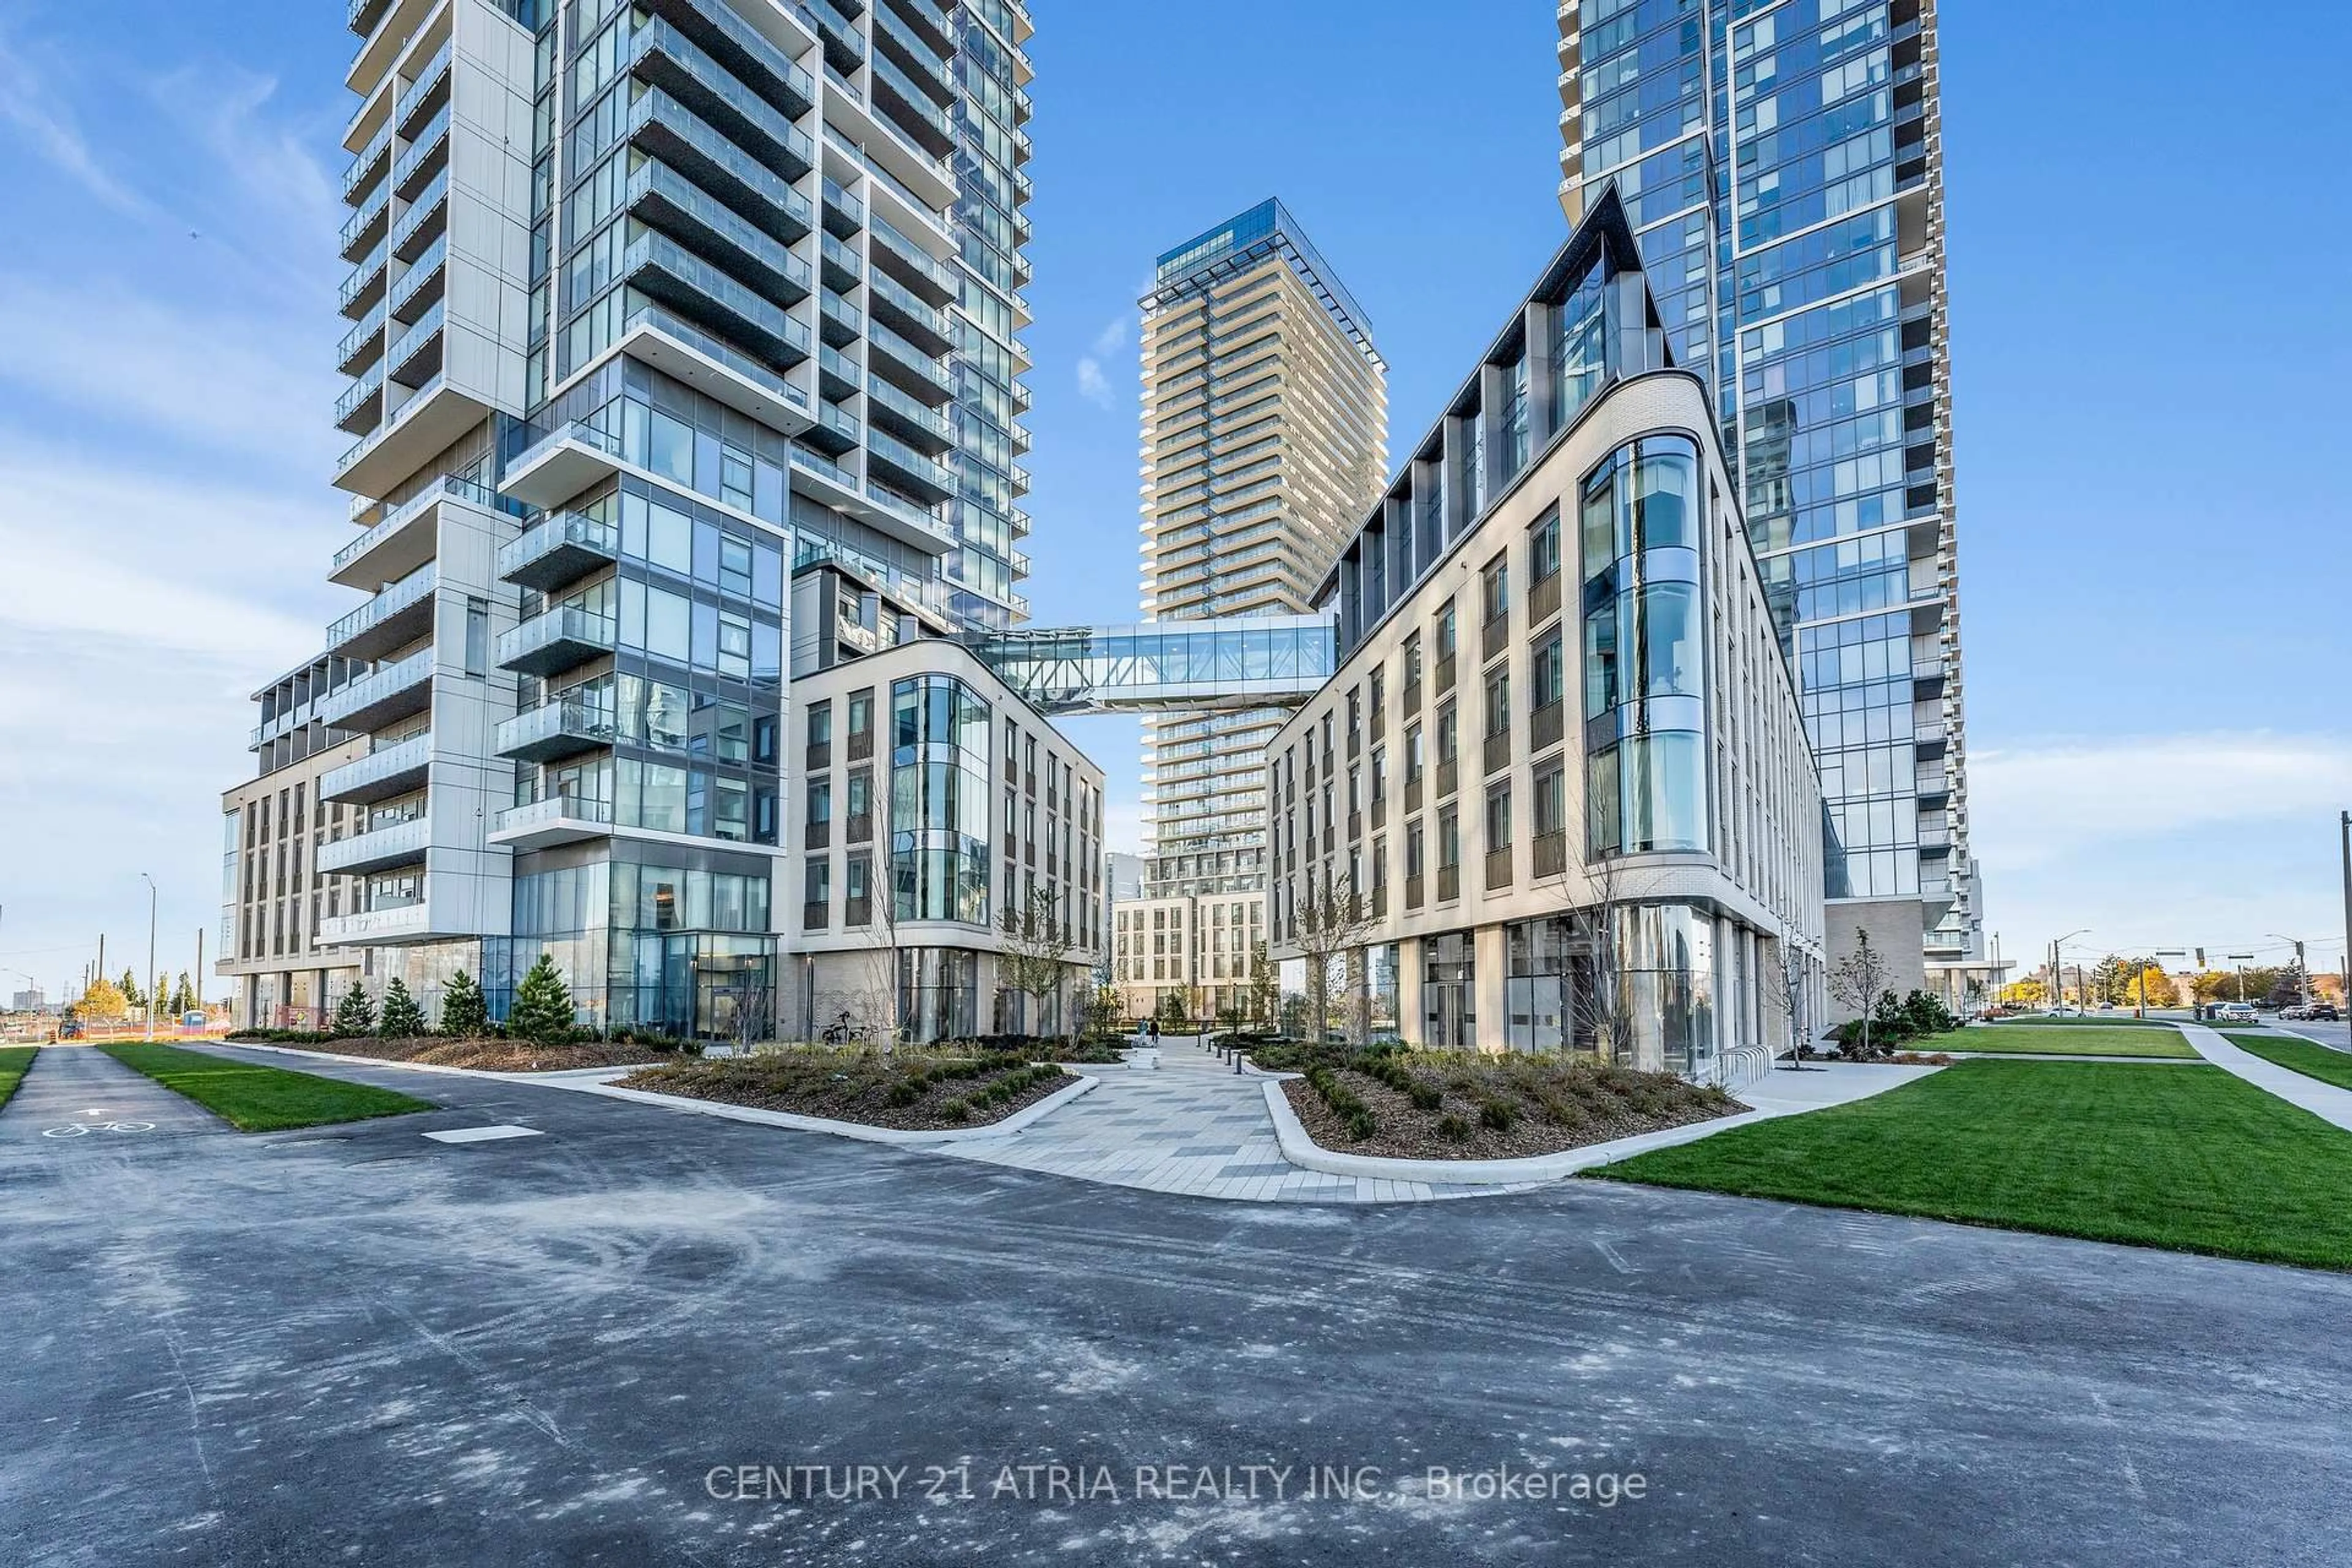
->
[1270,194,1823,1073]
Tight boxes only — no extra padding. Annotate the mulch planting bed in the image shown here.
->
[1280,1054,1747,1161]
[617,1048,1074,1131]
[290,1036,674,1072]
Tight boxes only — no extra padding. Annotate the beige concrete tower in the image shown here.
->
[1131,200,1385,1020]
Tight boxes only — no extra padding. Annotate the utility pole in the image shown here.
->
[2340,810,2351,1019]
[140,873,158,1041]
[195,927,206,1017]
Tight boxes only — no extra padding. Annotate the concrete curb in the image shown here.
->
[556,1068,1099,1147]
[1260,1079,1776,1184]
[206,1040,634,1084]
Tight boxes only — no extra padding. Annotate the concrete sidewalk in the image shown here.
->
[2179,1022,2352,1133]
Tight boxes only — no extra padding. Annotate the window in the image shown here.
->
[1483,666,1510,737]
[806,701,832,750]
[1529,508,1561,585]
[1534,763,1566,839]
[1402,631,1423,687]
[1405,724,1424,781]
[1436,704,1458,765]
[1532,630,1566,709]
[1480,554,1508,625]
[1485,782,1512,850]
[807,778,832,824]
[1438,806,1460,869]
[1436,601,1457,662]
[464,597,489,677]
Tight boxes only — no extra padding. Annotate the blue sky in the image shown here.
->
[0,0,2345,1000]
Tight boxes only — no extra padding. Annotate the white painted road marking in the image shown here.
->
[422,1125,545,1145]
[42,1121,155,1138]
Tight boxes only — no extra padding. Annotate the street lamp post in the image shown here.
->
[2052,929,2090,1011]
[140,873,158,1042]
[2226,952,2255,1005]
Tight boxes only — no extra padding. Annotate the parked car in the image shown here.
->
[2283,1003,2342,1022]
[2217,1001,2258,1023]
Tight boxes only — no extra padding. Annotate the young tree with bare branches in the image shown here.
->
[1828,926,1891,1061]
[1291,876,1375,1044]
[1000,883,1070,1039]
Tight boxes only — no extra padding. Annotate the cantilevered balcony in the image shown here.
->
[868,214,954,305]
[620,232,811,371]
[866,268,950,355]
[612,305,813,436]
[625,162,812,300]
[335,362,386,435]
[494,694,618,763]
[392,39,451,140]
[337,303,386,377]
[864,371,953,454]
[816,343,861,401]
[319,731,432,805]
[818,230,861,291]
[315,647,433,733]
[821,176,864,237]
[496,605,617,678]
[340,181,389,262]
[883,0,954,57]
[342,121,391,205]
[818,288,863,348]
[388,232,447,322]
[645,0,816,120]
[488,794,615,851]
[339,238,390,318]
[870,50,955,160]
[390,166,448,262]
[624,88,812,241]
[385,299,445,389]
[804,398,860,456]
[349,0,393,38]
[391,102,450,202]
[809,0,865,74]
[332,475,504,589]
[326,562,436,662]
[497,511,619,592]
[867,319,952,404]
[317,813,431,877]
[626,16,816,181]
[872,2,953,107]
[864,426,956,506]
[499,420,625,510]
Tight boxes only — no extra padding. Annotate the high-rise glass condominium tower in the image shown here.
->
[1129,200,1386,1017]
[1556,0,1979,1000]
[270,0,1040,1035]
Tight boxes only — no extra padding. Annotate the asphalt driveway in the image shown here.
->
[1,1041,2346,1566]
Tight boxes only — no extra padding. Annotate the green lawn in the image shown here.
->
[1591,1060,2352,1270]
[0,1046,35,1110]
[1949,1023,2196,1058]
[99,1042,432,1132]
[1989,1012,2191,1026]
[2224,1032,2352,1092]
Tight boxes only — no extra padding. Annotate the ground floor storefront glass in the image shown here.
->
[1423,932,1476,1050]
[900,947,979,1042]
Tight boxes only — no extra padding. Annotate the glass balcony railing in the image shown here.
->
[822,176,865,233]
[627,15,815,177]
[316,647,434,729]
[495,794,616,835]
[496,605,618,674]
[389,233,448,315]
[494,694,617,760]
[339,238,390,314]
[342,124,392,203]
[672,0,816,116]
[350,0,392,36]
[867,319,950,396]
[624,88,806,236]
[809,0,865,69]
[866,267,948,347]
[386,300,445,373]
[817,343,861,394]
[506,417,624,483]
[873,4,952,90]
[864,371,952,446]
[318,813,431,875]
[820,230,862,284]
[624,231,806,364]
[496,511,619,587]
[868,213,956,301]
[623,303,813,397]
[390,167,450,254]
[626,162,810,298]
[869,53,953,155]
[820,288,864,339]
[392,103,451,192]
[337,303,386,371]
[327,562,435,649]
[393,40,452,131]
[865,426,954,499]
[320,732,432,802]
[334,362,386,429]
[332,475,511,579]
[339,182,389,256]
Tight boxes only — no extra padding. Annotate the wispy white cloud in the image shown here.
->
[1970,732,2352,870]
[1076,314,1131,412]
[0,277,337,470]
[0,21,154,217]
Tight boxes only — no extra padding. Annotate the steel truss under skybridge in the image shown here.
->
[962,614,1335,715]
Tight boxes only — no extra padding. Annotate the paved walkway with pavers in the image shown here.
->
[941,1035,1536,1203]
[2178,1022,2352,1133]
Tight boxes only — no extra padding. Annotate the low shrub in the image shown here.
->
[1478,1098,1517,1133]
[1435,1114,1472,1143]
[1305,1065,1378,1141]
[938,1098,970,1122]
[225,1028,334,1045]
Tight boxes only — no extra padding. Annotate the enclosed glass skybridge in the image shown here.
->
[962,614,1335,715]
